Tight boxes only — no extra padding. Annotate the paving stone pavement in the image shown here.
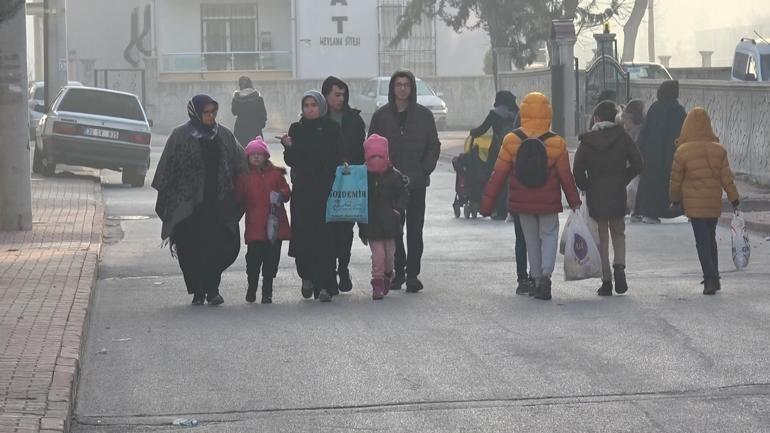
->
[0,176,103,433]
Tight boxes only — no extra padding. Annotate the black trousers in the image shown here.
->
[332,222,355,274]
[173,215,240,297]
[246,241,282,288]
[395,187,426,278]
[691,218,719,279]
[513,214,528,278]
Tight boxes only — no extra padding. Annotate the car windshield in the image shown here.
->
[761,55,770,81]
[626,65,670,80]
[378,79,435,96]
[33,86,44,100]
[57,89,145,121]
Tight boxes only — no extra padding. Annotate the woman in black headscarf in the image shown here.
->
[280,91,343,302]
[634,80,687,223]
[232,76,268,147]
[152,94,247,305]
[470,90,521,220]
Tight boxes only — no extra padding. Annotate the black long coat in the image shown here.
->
[574,124,644,219]
[284,117,343,259]
[231,90,267,146]
[634,98,687,218]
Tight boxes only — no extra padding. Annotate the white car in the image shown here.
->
[28,80,83,138]
[731,38,770,82]
[357,76,448,129]
[34,86,153,187]
[621,62,673,80]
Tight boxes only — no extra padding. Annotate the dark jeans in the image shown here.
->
[395,187,426,278]
[691,218,719,279]
[173,215,240,297]
[246,241,283,288]
[513,214,528,278]
[332,222,355,274]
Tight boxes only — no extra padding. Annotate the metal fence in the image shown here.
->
[377,0,436,77]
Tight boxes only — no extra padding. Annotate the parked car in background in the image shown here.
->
[621,62,673,80]
[28,80,83,138]
[34,86,153,187]
[357,76,448,129]
[731,38,770,82]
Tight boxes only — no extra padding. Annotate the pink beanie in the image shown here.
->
[364,134,390,174]
[245,137,270,158]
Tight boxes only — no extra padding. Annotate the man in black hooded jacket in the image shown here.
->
[322,76,366,292]
[368,70,441,293]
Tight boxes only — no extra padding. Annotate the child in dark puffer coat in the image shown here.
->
[235,137,291,304]
[358,134,409,300]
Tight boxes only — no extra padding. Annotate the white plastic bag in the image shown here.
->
[731,212,750,269]
[563,210,602,281]
[266,191,281,244]
[626,176,640,214]
[579,203,600,246]
[559,211,576,255]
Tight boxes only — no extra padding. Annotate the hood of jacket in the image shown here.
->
[387,70,417,108]
[321,76,353,111]
[519,92,552,135]
[657,80,679,101]
[677,107,718,146]
[234,88,261,100]
[579,123,626,151]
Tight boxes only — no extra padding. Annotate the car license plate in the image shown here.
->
[84,127,119,140]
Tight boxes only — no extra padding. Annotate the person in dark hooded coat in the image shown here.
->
[470,91,521,221]
[634,80,687,223]
[231,76,268,146]
[368,70,441,293]
[152,94,247,305]
[322,76,366,293]
[280,91,343,302]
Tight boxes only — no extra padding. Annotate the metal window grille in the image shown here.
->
[377,0,436,77]
[201,3,259,71]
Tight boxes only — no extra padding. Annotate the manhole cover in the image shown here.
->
[107,215,152,221]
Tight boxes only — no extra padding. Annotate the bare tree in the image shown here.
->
[621,0,648,62]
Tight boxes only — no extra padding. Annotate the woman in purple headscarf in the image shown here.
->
[152,94,247,305]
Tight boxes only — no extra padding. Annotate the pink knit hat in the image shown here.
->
[364,134,390,174]
[245,137,270,158]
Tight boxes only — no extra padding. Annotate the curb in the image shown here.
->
[42,180,104,433]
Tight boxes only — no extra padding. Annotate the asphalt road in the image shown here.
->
[71,132,770,433]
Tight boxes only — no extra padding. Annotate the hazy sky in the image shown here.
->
[575,0,770,67]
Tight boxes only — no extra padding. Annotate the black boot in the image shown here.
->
[613,265,628,294]
[338,268,353,292]
[207,293,224,305]
[261,278,273,304]
[703,277,719,295]
[246,285,258,303]
[406,276,424,293]
[192,292,205,305]
[534,276,552,301]
[597,280,613,296]
[390,272,406,291]
[515,275,534,295]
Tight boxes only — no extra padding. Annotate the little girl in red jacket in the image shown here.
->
[235,137,291,304]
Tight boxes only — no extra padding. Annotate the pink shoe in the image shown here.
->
[371,279,385,300]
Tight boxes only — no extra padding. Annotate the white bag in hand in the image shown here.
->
[626,176,639,214]
[579,203,600,246]
[731,212,750,269]
[563,210,602,281]
[267,191,282,244]
[559,211,576,255]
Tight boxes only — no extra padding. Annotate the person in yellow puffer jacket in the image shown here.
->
[669,107,740,295]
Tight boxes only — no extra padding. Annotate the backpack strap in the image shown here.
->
[538,131,556,141]
[512,129,528,141]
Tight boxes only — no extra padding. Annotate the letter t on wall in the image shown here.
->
[332,16,348,34]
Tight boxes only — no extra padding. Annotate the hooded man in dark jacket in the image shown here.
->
[231,76,267,147]
[574,100,644,296]
[322,76,366,292]
[368,70,441,293]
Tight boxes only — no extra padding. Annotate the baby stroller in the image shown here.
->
[452,134,492,218]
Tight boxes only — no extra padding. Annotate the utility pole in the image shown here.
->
[0,2,32,231]
[647,0,655,62]
[43,0,68,109]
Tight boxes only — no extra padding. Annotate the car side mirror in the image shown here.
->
[33,104,46,113]
[745,73,757,81]
[366,92,375,98]
[436,92,444,98]
[147,119,154,127]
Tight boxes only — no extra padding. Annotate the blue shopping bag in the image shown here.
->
[326,164,369,223]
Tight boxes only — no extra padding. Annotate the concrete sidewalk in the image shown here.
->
[0,176,103,433]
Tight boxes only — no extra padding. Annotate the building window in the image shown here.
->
[377,0,436,77]
[201,3,258,71]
